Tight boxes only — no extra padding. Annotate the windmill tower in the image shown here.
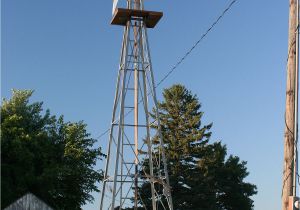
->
[100,1,174,209]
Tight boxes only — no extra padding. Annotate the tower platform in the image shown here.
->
[111,8,163,28]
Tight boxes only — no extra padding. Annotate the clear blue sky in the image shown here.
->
[2,0,288,209]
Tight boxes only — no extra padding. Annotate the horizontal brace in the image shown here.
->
[119,180,144,183]
[125,69,145,72]
[117,174,135,177]
[124,106,135,109]
[116,174,156,178]
[125,88,135,91]
[122,197,135,200]
[123,143,135,146]
[127,54,136,57]
[112,123,149,127]
[105,180,144,183]
[127,61,143,64]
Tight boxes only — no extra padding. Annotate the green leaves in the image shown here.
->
[1,90,104,209]
[139,84,257,210]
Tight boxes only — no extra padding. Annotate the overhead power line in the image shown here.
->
[96,0,238,140]
[156,0,237,87]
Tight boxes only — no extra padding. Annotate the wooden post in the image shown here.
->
[289,196,295,210]
[283,0,298,209]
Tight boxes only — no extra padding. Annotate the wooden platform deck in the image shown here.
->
[111,8,163,28]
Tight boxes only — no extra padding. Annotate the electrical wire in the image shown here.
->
[95,0,238,141]
[156,0,237,87]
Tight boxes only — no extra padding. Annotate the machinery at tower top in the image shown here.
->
[111,0,163,28]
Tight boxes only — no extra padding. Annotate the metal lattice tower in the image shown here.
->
[99,0,174,210]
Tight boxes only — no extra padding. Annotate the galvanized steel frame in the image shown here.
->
[100,1,174,210]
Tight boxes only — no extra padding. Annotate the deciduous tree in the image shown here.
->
[1,90,104,209]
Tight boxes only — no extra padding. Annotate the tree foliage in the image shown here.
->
[1,90,104,209]
[138,84,257,210]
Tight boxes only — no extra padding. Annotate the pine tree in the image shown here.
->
[137,84,257,210]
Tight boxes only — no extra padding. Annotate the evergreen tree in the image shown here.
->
[138,84,257,210]
[1,90,105,209]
